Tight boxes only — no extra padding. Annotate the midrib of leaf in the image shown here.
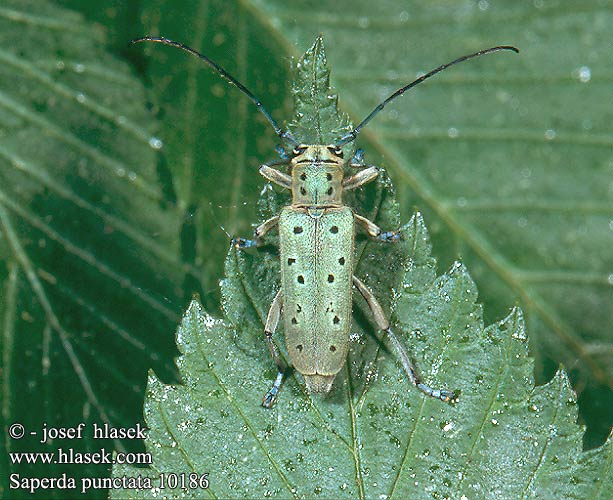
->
[344,363,365,499]
[157,401,199,472]
[520,375,564,498]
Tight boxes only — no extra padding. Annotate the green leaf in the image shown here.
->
[112,214,612,499]
[286,35,352,145]
[112,39,612,499]
[135,0,613,445]
[0,1,185,495]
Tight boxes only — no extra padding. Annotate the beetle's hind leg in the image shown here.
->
[261,289,289,408]
[232,215,279,249]
[352,275,455,402]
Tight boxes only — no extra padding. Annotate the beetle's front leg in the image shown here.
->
[352,275,456,402]
[259,164,292,189]
[232,215,279,249]
[354,213,400,243]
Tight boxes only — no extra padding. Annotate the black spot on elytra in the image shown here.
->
[293,226,303,234]
[296,344,303,352]
[329,345,337,352]
[297,275,305,284]
[288,258,296,266]
[330,226,338,234]
[333,316,340,324]
[326,173,332,180]
[328,274,334,283]
[291,317,297,324]
[338,257,345,265]
[300,173,307,180]
[300,187,307,195]
[327,187,334,195]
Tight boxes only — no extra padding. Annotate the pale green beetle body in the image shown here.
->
[280,145,353,393]
[133,35,517,407]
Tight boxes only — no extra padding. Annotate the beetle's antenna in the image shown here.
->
[131,36,297,146]
[336,45,519,147]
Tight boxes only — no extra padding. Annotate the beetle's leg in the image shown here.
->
[262,289,288,408]
[346,164,398,242]
[259,164,292,190]
[343,166,379,190]
[354,213,400,243]
[352,275,455,402]
[232,215,279,249]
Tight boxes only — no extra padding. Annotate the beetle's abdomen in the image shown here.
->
[279,206,354,388]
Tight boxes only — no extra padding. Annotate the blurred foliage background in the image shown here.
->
[1,1,612,497]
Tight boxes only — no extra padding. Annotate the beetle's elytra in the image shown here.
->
[132,35,518,408]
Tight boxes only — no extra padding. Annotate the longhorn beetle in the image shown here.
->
[132,36,518,408]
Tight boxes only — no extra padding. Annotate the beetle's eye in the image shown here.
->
[326,145,344,158]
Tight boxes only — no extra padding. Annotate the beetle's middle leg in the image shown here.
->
[352,275,455,402]
[232,215,279,249]
[354,214,400,243]
[261,289,289,408]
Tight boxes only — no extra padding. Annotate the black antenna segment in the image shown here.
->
[336,45,519,147]
[131,36,297,145]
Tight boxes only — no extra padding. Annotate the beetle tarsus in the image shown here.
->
[275,144,289,159]
[262,371,284,408]
[379,230,401,243]
[417,382,457,402]
[349,148,365,166]
[232,237,258,249]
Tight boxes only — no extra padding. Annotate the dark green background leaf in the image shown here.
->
[0,1,186,497]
